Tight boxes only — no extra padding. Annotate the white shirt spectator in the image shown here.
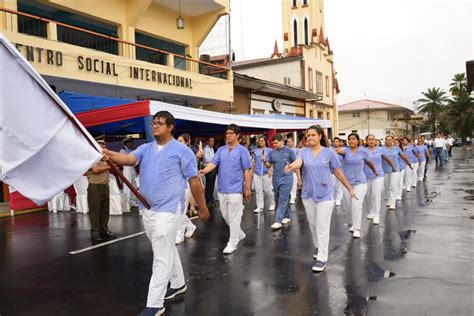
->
[203,145,215,165]
[433,137,446,148]
[447,137,454,147]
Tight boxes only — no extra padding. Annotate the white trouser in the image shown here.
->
[290,173,298,202]
[366,177,384,218]
[122,166,138,208]
[218,193,245,247]
[404,163,418,189]
[302,199,334,262]
[343,183,367,231]
[332,174,344,203]
[142,210,184,308]
[418,160,426,181]
[384,172,400,206]
[253,174,275,209]
[397,169,405,198]
[176,188,195,239]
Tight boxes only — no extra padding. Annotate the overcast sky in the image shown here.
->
[222,0,473,108]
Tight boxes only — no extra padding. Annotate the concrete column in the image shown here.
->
[167,53,174,68]
[46,22,57,41]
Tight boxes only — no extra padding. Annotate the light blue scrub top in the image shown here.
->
[382,146,402,173]
[341,147,370,186]
[364,146,387,179]
[416,145,427,162]
[131,139,197,213]
[254,148,272,175]
[212,144,252,194]
[405,145,419,164]
[299,147,341,202]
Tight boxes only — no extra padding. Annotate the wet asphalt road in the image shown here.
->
[0,147,473,316]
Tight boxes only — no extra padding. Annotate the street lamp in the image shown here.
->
[176,0,185,30]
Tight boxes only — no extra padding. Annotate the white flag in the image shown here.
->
[0,32,102,205]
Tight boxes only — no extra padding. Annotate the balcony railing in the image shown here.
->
[0,7,230,79]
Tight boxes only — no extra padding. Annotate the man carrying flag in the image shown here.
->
[103,111,209,316]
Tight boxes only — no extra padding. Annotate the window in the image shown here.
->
[357,113,361,117]
[293,19,298,47]
[284,77,292,85]
[325,75,330,96]
[17,0,118,54]
[316,72,323,94]
[318,111,324,119]
[303,0,309,5]
[253,109,265,115]
[309,109,314,118]
[304,18,309,45]
[386,130,392,135]
[292,0,298,7]
[136,32,186,69]
[308,68,313,91]
[352,112,360,118]
[327,112,331,120]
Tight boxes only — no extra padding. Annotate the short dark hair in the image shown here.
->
[153,111,175,132]
[272,134,284,142]
[333,137,341,141]
[226,123,241,135]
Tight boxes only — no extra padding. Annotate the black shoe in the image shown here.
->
[101,231,117,238]
[91,234,103,242]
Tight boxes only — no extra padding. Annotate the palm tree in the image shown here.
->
[449,73,469,99]
[446,94,474,139]
[417,87,449,136]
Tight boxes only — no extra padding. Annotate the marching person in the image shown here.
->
[416,135,431,182]
[365,134,397,224]
[287,137,300,204]
[336,133,378,238]
[383,135,410,210]
[395,139,412,200]
[286,125,355,272]
[175,134,199,244]
[199,124,252,254]
[433,132,447,167]
[401,137,422,191]
[87,138,116,242]
[104,111,209,316]
[252,136,275,213]
[119,136,138,210]
[332,137,345,206]
[262,134,297,230]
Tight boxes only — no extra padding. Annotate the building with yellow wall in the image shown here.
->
[0,0,232,106]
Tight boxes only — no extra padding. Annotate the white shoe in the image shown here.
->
[389,204,396,210]
[349,226,354,232]
[184,225,196,238]
[373,217,380,225]
[239,231,246,241]
[268,204,276,211]
[223,244,237,254]
[386,202,390,207]
[367,214,375,220]
[396,196,402,201]
[175,236,184,245]
[289,200,296,204]
[281,218,291,225]
[412,185,417,188]
[406,188,411,192]
[335,200,341,206]
[353,230,361,238]
[241,204,245,211]
[271,222,282,230]
[253,207,262,213]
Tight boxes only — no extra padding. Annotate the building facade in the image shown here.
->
[338,99,421,140]
[0,0,232,106]
[210,0,339,136]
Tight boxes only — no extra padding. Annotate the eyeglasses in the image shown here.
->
[151,121,165,127]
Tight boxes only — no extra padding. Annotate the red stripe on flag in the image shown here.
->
[75,100,150,127]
